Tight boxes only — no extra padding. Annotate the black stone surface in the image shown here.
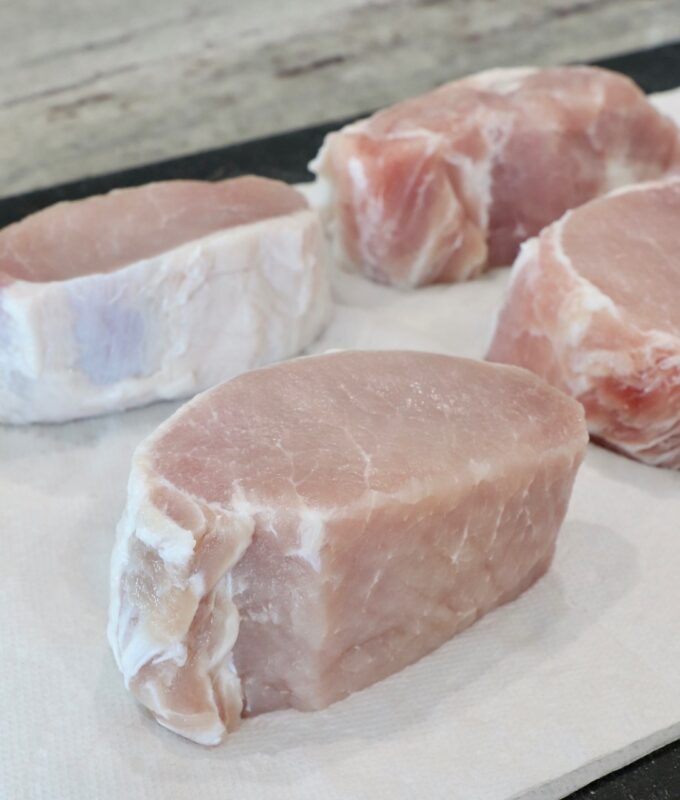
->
[1,37,680,800]
[570,740,680,799]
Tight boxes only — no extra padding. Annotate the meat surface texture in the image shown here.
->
[108,350,587,745]
[0,176,330,423]
[311,66,679,288]
[488,178,680,468]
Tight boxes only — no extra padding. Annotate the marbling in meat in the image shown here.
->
[488,177,680,468]
[312,66,679,287]
[108,350,587,745]
[0,177,330,423]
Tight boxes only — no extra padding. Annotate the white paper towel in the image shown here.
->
[3,89,680,800]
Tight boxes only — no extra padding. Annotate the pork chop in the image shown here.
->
[0,177,330,423]
[311,66,679,287]
[108,350,587,744]
[487,177,680,468]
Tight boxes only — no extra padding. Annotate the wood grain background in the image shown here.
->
[1,0,679,198]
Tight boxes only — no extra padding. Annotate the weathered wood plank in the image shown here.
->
[1,0,679,196]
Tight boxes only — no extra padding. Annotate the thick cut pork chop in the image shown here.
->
[311,66,679,288]
[0,177,330,423]
[488,178,680,468]
[108,350,587,745]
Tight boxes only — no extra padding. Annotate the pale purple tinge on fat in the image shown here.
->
[108,351,588,745]
[70,286,146,386]
[311,66,680,288]
[0,176,331,423]
[488,177,680,469]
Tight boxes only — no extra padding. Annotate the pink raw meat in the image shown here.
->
[312,66,679,288]
[0,176,330,423]
[0,177,305,283]
[108,350,587,745]
[488,177,680,468]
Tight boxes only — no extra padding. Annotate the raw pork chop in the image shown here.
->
[108,350,587,745]
[488,177,680,468]
[0,177,330,423]
[311,66,679,288]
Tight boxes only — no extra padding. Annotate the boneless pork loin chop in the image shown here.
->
[488,177,680,468]
[0,177,330,423]
[108,350,587,745]
[312,66,679,288]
